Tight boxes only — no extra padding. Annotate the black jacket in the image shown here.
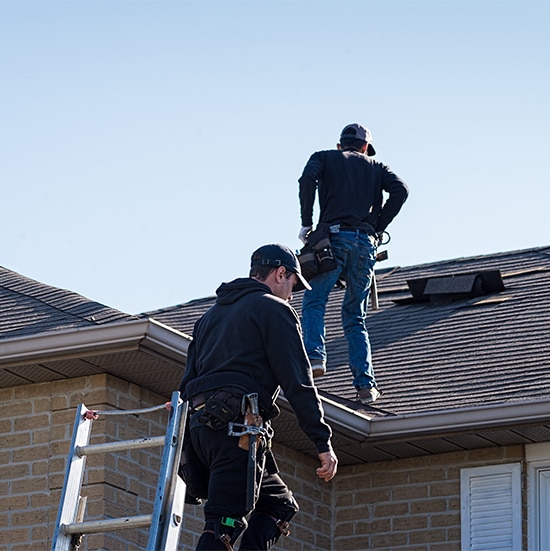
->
[179,277,333,454]
[299,149,409,232]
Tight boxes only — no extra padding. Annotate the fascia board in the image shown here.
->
[0,318,191,366]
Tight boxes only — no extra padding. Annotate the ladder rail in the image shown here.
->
[51,404,94,551]
[147,395,188,551]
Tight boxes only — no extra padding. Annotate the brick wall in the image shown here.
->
[0,375,527,551]
[332,445,525,551]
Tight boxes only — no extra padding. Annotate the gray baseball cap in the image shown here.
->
[251,244,312,291]
[340,123,376,156]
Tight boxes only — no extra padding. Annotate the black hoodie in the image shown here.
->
[179,277,332,454]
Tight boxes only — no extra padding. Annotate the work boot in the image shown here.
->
[310,361,326,378]
[356,387,381,404]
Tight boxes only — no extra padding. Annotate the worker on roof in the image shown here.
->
[298,123,409,404]
[178,243,338,550]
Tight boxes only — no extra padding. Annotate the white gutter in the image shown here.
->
[0,318,192,367]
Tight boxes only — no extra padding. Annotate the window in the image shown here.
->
[460,463,522,551]
[527,442,550,550]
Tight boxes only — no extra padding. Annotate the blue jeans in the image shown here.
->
[301,230,377,390]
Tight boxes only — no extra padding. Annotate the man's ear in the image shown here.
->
[337,143,342,150]
[360,143,368,154]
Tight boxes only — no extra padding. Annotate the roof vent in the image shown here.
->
[398,270,505,305]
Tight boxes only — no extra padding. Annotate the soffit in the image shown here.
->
[273,397,550,466]
[0,319,190,397]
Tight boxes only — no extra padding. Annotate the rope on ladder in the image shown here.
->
[83,401,173,420]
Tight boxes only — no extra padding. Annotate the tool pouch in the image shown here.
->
[199,390,241,431]
[296,244,318,281]
[314,236,337,273]
[297,225,337,280]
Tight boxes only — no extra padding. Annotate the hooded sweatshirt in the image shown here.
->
[179,277,332,454]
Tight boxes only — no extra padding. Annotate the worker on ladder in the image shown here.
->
[179,243,338,550]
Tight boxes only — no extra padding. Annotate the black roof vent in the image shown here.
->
[397,270,505,305]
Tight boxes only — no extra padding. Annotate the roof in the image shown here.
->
[0,267,189,394]
[146,245,550,415]
[145,246,550,464]
[1,246,550,465]
[0,266,133,338]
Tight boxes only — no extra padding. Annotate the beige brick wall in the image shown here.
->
[0,375,527,551]
[331,445,525,551]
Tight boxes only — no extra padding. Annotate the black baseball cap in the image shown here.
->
[340,123,376,156]
[251,244,312,291]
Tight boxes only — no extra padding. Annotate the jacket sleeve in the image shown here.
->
[298,151,324,228]
[261,297,333,454]
[375,165,409,232]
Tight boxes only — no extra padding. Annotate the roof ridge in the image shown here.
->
[394,245,550,272]
[0,266,130,325]
[141,296,217,317]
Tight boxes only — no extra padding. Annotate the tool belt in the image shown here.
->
[332,221,376,236]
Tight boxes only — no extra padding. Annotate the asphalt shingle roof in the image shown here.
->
[0,266,135,339]
[145,246,550,417]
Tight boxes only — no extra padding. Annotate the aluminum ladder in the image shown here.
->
[51,391,188,551]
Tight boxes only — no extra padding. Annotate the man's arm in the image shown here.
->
[375,167,409,232]
[262,300,335,453]
[298,152,324,227]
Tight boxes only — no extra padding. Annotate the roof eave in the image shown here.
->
[0,318,192,366]
[319,397,550,444]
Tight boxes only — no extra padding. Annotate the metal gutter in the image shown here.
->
[0,319,191,367]
[140,319,192,362]
[366,399,550,442]
[279,394,550,445]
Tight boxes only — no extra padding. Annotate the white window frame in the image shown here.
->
[527,442,550,551]
[460,463,522,551]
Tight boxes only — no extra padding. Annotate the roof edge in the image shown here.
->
[0,318,191,366]
[367,399,550,441]
[280,396,550,446]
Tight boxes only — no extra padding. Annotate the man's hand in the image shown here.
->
[316,450,338,482]
[298,226,312,244]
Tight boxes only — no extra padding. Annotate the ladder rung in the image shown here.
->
[62,514,153,535]
[76,436,165,457]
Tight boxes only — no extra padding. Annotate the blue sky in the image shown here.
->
[1,0,548,314]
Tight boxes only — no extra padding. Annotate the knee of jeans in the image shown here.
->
[272,494,299,521]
